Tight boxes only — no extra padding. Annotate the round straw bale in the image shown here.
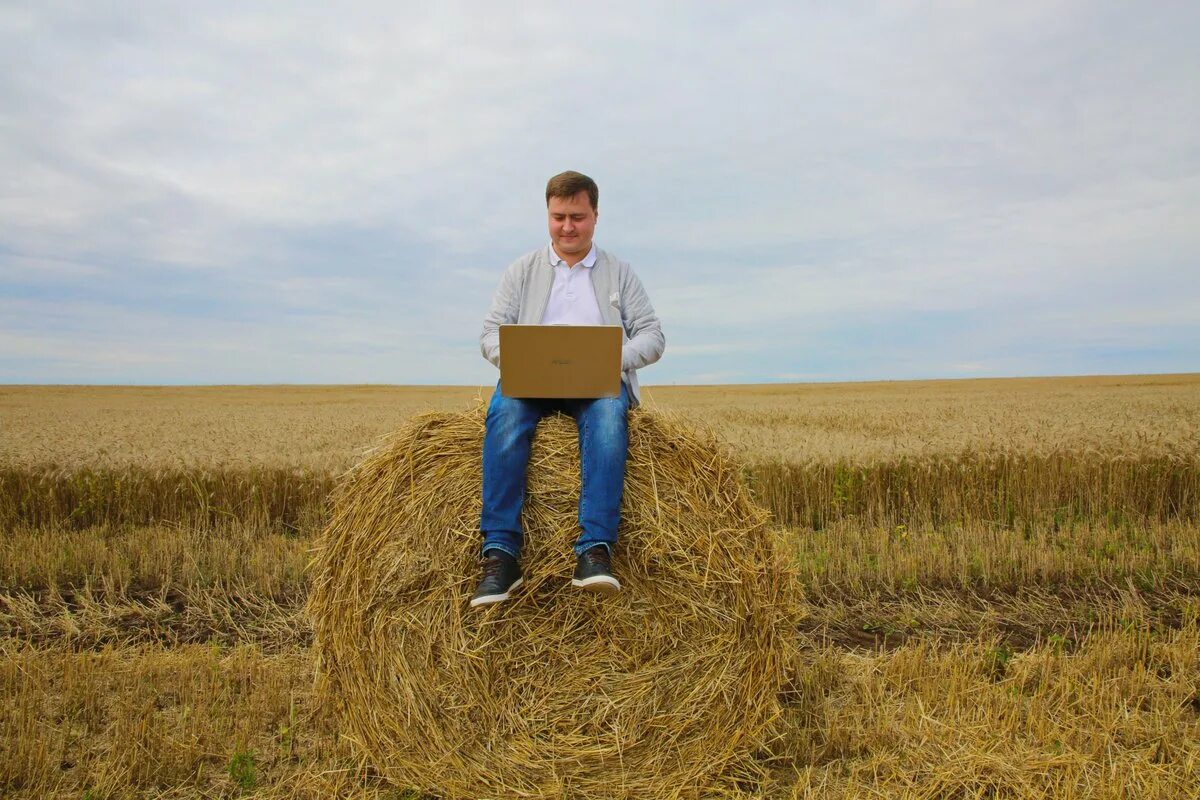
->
[307,403,801,799]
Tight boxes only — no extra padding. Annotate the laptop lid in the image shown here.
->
[499,324,622,398]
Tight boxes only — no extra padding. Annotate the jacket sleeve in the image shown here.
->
[617,264,665,371]
[479,258,524,368]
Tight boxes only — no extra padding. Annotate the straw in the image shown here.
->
[306,403,801,799]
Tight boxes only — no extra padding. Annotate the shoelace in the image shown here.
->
[583,548,610,569]
[480,554,507,578]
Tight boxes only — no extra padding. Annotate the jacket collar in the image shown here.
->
[546,242,598,268]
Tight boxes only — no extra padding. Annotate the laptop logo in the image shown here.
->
[551,359,572,366]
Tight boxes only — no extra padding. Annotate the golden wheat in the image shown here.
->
[3,375,1197,469]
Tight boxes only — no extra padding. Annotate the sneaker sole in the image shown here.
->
[469,577,523,608]
[571,575,621,594]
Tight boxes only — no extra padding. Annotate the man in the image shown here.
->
[473,170,665,608]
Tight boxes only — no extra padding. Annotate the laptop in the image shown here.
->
[499,324,622,398]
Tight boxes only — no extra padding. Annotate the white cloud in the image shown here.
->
[0,253,107,280]
[0,332,180,366]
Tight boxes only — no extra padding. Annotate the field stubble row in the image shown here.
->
[2,521,1198,653]
[2,450,1195,534]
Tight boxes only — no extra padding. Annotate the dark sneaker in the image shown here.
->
[470,549,523,608]
[571,546,620,594]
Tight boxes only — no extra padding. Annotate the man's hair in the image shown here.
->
[545,171,598,211]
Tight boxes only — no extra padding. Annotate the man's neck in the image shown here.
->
[552,243,592,268]
[553,246,581,267]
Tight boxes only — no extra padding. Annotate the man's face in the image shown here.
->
[547,190,598,261]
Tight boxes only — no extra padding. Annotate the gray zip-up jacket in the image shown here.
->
[480,245,665,407]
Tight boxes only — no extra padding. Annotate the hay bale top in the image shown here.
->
[307,404,799,799]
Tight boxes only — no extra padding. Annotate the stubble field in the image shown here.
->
[2,374,1198,798]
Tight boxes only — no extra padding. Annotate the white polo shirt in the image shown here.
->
[541,243,605,325]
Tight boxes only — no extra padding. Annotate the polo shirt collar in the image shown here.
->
[547,242,597,268]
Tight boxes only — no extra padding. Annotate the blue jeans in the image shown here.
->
[480,380,631,560]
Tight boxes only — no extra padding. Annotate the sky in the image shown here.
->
[2,2,1198,385]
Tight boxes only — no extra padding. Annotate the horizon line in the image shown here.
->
[3,370,1197,390]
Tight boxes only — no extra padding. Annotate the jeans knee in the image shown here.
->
[584,402,628,447]
[486,395,537,448]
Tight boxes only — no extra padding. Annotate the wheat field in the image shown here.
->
[4,374,1197,469]
[2,375,1198,798]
